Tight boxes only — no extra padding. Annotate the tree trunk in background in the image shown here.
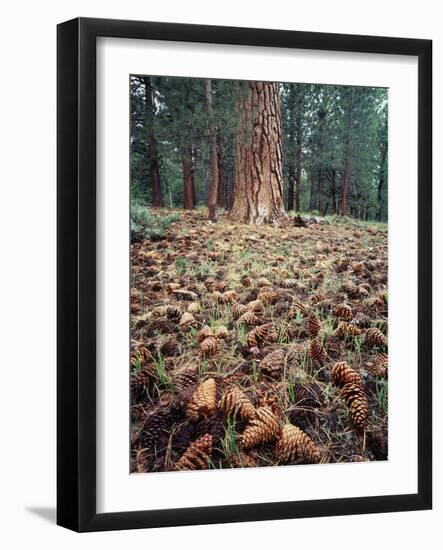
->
[329,169,337,214]
[144,77,163,207]
[340,91,353,217]
[318,167,324,214]
[309,169,316,210]
[376,140,388,221]
[206,80,219,222]
[229,82,285,225]
[217,135,226,208]
[182,146,195,210]
[295,89,303,213]
[286,85,296,212]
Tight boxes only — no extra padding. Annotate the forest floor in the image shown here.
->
[130,207,388,473]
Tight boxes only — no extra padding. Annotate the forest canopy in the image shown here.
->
[130,76,388,223]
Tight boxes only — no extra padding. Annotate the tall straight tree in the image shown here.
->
[340,87,354,216]
[286,84,296,211]
[206,79,219,222]
[229,82,285,225]
[143,77,163,206]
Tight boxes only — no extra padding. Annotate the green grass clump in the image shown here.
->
[131,201,179,241]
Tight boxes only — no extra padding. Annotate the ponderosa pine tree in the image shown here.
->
[229,82,285,225]
[143,77,163,207]
[206,79,219,222]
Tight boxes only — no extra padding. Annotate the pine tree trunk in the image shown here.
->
[295,89,303,213]
[182,146,195,210]
[217,135,226,208]
[341,153,350,216]
[229,82,285,225]
[144,77,162,207]
[206,80,219,222]
[376,140,387,221]
[286,85,296,212]
[331,169,337,214]
[340,91,353,217]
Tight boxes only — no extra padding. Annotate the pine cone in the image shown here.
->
[257,288,279,305]
[247,299,265,316]
[241,406,281,449]
[340,383,369,430]
[256,277,272,287]
[130,364,157,402]
[278,278,298,289]
[130,345,152,367]
[204,278,217,292]
[197,326,214,343]
[166,305,182,321]
[232,303,249,320]
[246,323,278,347]
[229,451,257,468]
[236,310,259,328]
[199,336,218,356]
[276,423,321,463]
[175,434,213,470]
[364,353,388,377]
[331,361,363,387]
[160,336,180,357]
[240,275,251,287]
[141,406,174,447]
[179,312,197,331]
[341,281,360,298]
[286,343,307,365]
[325,335,342,357]
[150,305,168,318]
[335,321,362,338]
[220,290,239,304]
[305,312,321,337]
[220,386,257,420]
[365,327,388,349]
[186,378,217,421]
[260,349,286,377]
[194,415,225,448]
[173,365,198,394]
[308,339,327,366]
[214,326,230,340]
[187,301,201,314]
[288,298,307,318]
[333,303,353,321]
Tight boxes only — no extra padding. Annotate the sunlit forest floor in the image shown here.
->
[130,207,388,473]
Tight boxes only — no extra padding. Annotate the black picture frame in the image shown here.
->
[57,17,432,532]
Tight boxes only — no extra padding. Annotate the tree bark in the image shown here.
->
[376,140,388,221]
[144,77,162,207]
[217,135,226,208]
[229,82,285,225]
[340,91,353,217]
[295,88,303,213]
[206,80,219,222]
[182,145,195,210]
[286,85,296,212]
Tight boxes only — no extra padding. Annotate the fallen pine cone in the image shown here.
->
[340,383,369,430]
[175,434,213,470]
[241,407,281,449]
[187,378,217,421]
[199,336,218,356]
[246,323,278,347]
[260,349,286,377]
[331,361,363,387]
[276,423,321,463]
[308,339,327,366]
[220,386,256,421]
[365,327,388,349]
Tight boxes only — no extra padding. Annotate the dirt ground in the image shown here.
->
[130,209,388,473]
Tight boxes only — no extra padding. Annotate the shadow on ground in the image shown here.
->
[26,507,56,524]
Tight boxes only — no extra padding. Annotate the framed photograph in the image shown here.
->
[57,17,432,532]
